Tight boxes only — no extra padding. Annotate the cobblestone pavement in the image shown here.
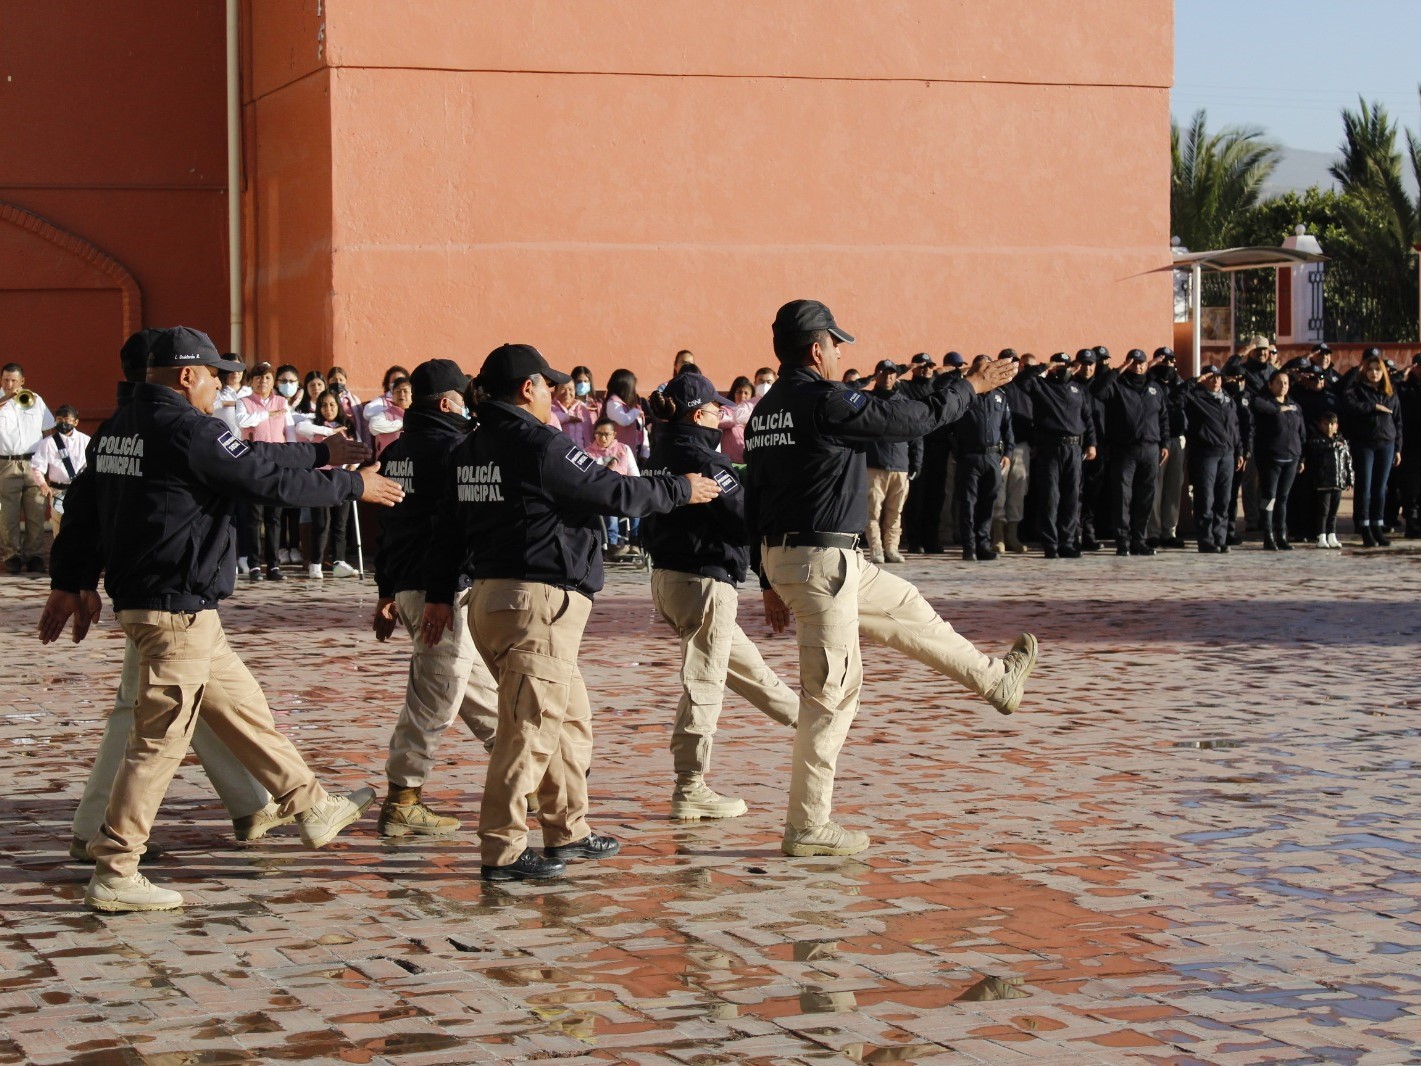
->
[2,543,1420,1065]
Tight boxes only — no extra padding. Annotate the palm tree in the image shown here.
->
[1171,109,1281,251]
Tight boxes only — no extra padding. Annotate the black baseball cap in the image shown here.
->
[874,358,907,374]
[478,343,570,387]
[1049,352,1071,364]
[998,348,1018,360]
[943,352,966,367]
[911,352,936,367]
[1363,347,1382,360]
[662,371,732,412]
[1200,364,1223,377]
[411,358,469,397]
[1153,346,1176,361]
[119,328,166,382]
[1075,348,1096,364]
[1094,345,1110,360]
[147,327,245,373]
[772,300,855,344]
[1223,355,1246,376]
[1312,343,1332,355]
[1128,348,1148,363]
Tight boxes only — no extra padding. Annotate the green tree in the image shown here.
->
[1171,109,1281,250]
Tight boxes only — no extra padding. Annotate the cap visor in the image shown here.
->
[541,366,572,385]
[828,326,855,344]
[214,357,246,374]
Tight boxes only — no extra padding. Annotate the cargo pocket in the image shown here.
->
[485,587,533,614]
[800,641,854,708]
[135,659,209,743]
[504,648,575,756]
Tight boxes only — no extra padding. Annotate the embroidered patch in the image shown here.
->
[839,388,867,411]
[217,431,250,458]
[565,447,595,472]
[1148,386,1158,395]
[712,468,740,495]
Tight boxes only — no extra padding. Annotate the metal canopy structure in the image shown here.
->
[1156,246,1330,376]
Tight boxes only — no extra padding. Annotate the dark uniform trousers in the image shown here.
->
[1079,451,1107,547]
[954,449,1002,552]
[904,437,951,550]
[1034,435,1083,552]
[1190,451,1233,549]
[469,579,593,867]
[1110,442,1160,547]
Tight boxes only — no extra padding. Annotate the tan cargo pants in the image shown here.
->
[386,588,499,787]
[650,569,798,778]
[469,580,593,867]
[0,458,46,562]
[90,610,326,879]
[72,637,271,842]
[865,469,910,558]
[764,545,1005,831]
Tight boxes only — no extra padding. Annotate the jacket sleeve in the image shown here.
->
[541,440,691,518]
[1157,395,1171,445]
[48,465,103,593]
[814,376,975,444]
[1001,396,1015,452]
[250,439,328,469]
[187,419,364,508]
[422,456,466,606]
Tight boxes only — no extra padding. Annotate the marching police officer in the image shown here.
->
[1015,353,1097,558]
[40,326,404,912]
[1222,355,1255,545]
[863,359,921,564]
[641,372,799,821]
[371,358,499,838]
[1147,347,1189,548]
[746,300,1035,860]
[1182,365,1244,553]
[421,344,719,882]
[1096,349,1170,555]
[952,367,1014,561]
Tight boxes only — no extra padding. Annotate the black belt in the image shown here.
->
[46,480,70,490]
[1038,435,1081,446]
[962,444,1004,456]
[0,454,33,461]
[766,532,860,550]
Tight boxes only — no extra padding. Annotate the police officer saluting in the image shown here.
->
[1096,348,1170,555]
[39,327,405,913]
[421,344,719,882]
[952,362,1014,561]
[1015,352,1098,558]
[371,358,499,838]
[746,300,1037,860]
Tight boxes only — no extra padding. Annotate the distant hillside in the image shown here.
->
[1261,146,1419,199]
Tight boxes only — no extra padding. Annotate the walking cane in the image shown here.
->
[351,500,365,577]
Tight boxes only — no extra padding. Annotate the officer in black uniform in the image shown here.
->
[1222,355,1255,545]
[1073,349,1107,551]
[370,358,501,838]
[746,300,1034,860]
[951,372,1014,561]
[41,326,404,913]
[1096,349,1170,555]
[421,344,719,882]
[1015,353,1097,558]
[898,352,948,552]
[1182,365,1244,553]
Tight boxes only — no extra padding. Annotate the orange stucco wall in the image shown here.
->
[3,1,1173,411]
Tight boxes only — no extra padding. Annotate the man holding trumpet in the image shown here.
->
[0,362,55,573]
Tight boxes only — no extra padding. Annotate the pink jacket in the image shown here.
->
[240,393,290,443]
[553,399,597,447]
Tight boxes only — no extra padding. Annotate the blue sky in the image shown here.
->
[1172,1,1421,154]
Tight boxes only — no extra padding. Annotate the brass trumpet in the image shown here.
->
[14,389,36,409]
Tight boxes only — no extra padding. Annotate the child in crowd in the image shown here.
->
[325,366,362,438]
[552,379,597,447]
[603,368,649,459]
[297,390,360,577]
[717,376,755,463]
[585,416,641,556]
[1306,411,1353,549]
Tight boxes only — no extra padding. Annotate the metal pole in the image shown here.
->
[1191,263,1203,378]
[226,0,243,358]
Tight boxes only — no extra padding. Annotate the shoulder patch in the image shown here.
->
[839,388,867,411]
[565,446,595,472]
[1070,385,1080,394]
[217,430,250,458]
[712,468,740,495]
[1148,386,1158,395]
[993,393,1004,404]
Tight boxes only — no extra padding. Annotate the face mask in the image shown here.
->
[454,404,471,422]
[754,382,771,397]
[277,382,298,398]
[56,423,75,435]
[574,381,591,398]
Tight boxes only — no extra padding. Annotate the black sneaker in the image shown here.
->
[1059,546,1082,558]
[481,848,567,881]
[25,557,46,573]
[5,557,20,575]
[266,566,284,581]
[1116,544,1131,556]
[1130,543,1156,556]
[544,833,621,861]
[248,566,264,581]
[976,545,999,561]
[1163,536,1187,549]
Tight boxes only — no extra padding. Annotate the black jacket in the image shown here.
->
[952,388,1015,453]
[1016,371,1097,445]
[424,401,690,603]
[1305,435,1354,492]
[864,387,926,472]
[374,407,472,598]
[54,383,360,611]
[1095,373,1170,447]
[1251,394,1307,462]
[1002,373,1035,443]
[1296,383,1344,438]
[1343,381,1404,450]
[643,421,751,585]
[1181,386,1243,457]
[745,365,975,538]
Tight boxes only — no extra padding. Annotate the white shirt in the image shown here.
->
[30,429,90,485]
[0,392,55,456]
[214,385,250,434]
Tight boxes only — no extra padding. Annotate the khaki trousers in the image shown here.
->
[765,545,1004,831]
[650,570,798,778]
[469,580,593,866]
[1150,436,1187,538]
[73,638,272,842]
[386,588,499,787]
[90,610,325,879]
[0,459,46,561]
[865,469,909,557]
[993,443,1031,523]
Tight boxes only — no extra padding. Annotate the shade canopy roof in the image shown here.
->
[1161,246,1329,273]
